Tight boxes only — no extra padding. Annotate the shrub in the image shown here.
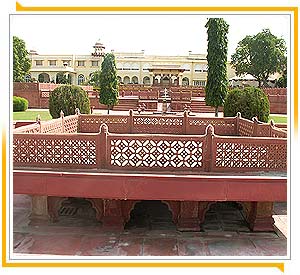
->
[13,96,28,112]
[49,85,90,118]
[224,86,270,122]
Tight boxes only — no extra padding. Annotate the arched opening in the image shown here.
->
[56,197,99,225]
[24,74,31,82]
[182,77,189,86]
[117,76,122,84]
[201,202,249,232]
[143,76,150,85]
[123,76,130,85]
[132,76,139,84]
[38,73,50,83]
[125,200,175,230]
[56,72,71,84]
[161,75,170,86]
[77,74,85,85]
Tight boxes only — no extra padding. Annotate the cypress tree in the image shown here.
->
[99,53,119,114]
[205,18,229,117]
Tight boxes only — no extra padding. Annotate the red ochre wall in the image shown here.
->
[13,83,288,114]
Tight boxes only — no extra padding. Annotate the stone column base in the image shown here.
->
[242,202,275,232]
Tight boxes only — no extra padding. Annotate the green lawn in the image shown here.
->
[13,110,52,121]
[13,109,288,125]
[269,115,287,124]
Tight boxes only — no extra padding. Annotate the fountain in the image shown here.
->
[153,88,176,115]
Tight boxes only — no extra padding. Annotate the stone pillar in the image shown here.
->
[150,73,154,85]
[102,199,126,230]
[30,195,49,221]
[72,73,76,85]
[243,202,275,232]
[177,201,201,231]
[178,74,183,86]
[198,201,212,225]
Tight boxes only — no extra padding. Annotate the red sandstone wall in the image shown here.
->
[13,83,287,114]
[13,82,41,108]
[13,83,94,109]
[263,88,287,114]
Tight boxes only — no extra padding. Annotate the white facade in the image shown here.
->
[27,42,236,87]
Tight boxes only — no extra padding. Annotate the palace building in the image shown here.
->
[27,40,237,87]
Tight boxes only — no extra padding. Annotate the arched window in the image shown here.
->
[132,76,138,84]
[182,77,189,86]
[143,76,150,85]
[24,74,31,82]
[78,74,85,85]
[117,76,122,83]
[38,73,50,83]
[123,76,130,84]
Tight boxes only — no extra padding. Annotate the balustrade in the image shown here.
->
[13,117,287,173]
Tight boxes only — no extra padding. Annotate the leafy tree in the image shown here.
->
[276,70,287,88]
[13,36,31,82]
[223,86,270,122]
[88,70,101,89]
[49,85,90,118]
[99,53,119,114]
[231,29,287,88]
[205,18,229,117]
[56,72,71,84]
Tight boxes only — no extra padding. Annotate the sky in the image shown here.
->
[11,13,290,58]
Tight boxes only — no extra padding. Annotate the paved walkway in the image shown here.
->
[13,195,287,257]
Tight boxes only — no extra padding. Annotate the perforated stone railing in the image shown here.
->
[108,133,206,171]
[13,123,287,173]
[13,114,79,134]
[212,136,287,172]
[14,111,287,139]
[78,111,286,138]
[78,111,237,136]
[13,133,99,169]
[236,114,287,138]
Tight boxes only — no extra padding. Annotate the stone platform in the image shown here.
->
[13,195,287,257]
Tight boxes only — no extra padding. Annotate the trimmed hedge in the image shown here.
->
[13,96,28,112]
[224,87,270,122]
[49,85,90,119]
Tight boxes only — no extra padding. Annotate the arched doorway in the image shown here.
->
[117,76,122,84]
[38,73,50,83]
[143,76,150,85]
[132,76,139,84]
[125,200,175,230]
[123,76,130,84]
[201,202,248,232]
[161,75,170,86]
[24,74,31,82]
[51,197,99,225]
[77,74,85,85]
[182,77,189,86]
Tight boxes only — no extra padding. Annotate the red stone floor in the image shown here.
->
[12,195,287,257]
